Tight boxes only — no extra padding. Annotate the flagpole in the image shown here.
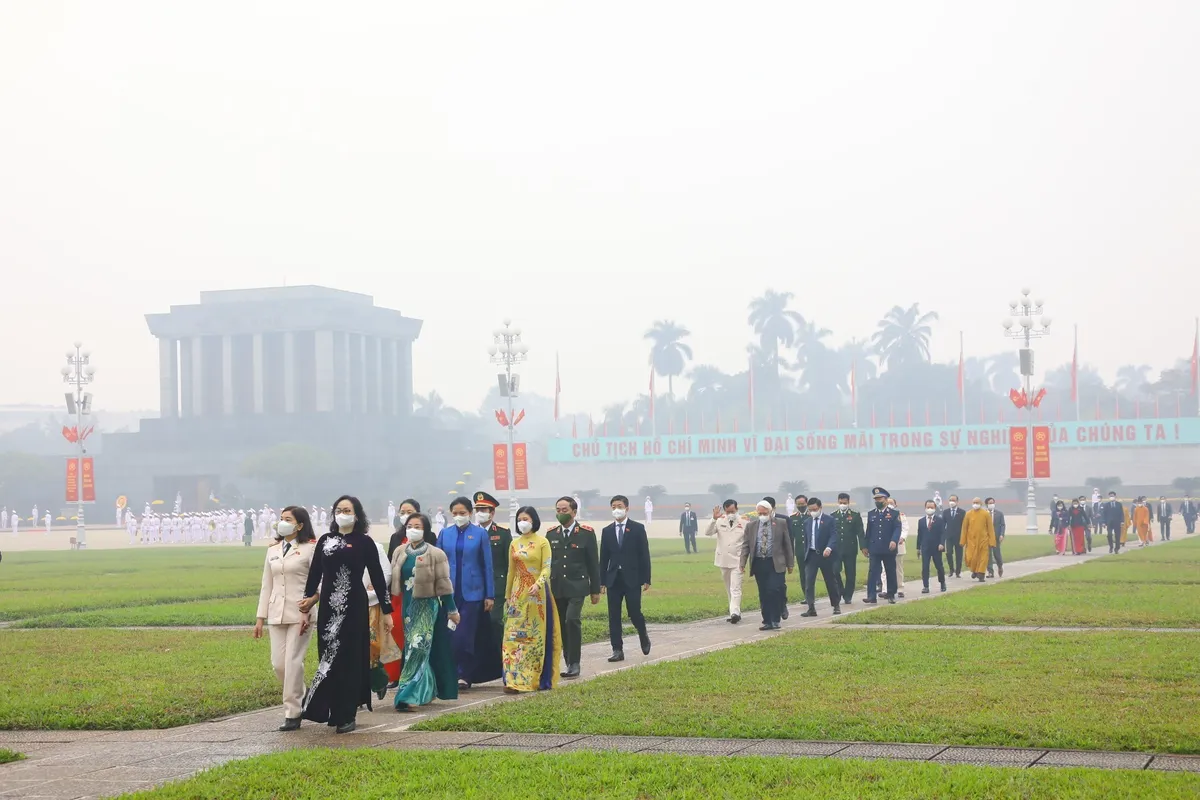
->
[851,359,858,428]
[748,355,756,433]
[1073,324,1081,421]
[1194,317,1199,417]
[959,331,966,427]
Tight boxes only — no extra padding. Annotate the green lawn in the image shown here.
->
[123,749,1200,800]
[418,628,1200,753]
[0,748,22,764]
[839,537,1200,628]
[0,629,315,729]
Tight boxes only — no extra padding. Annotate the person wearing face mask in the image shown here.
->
[1102,492,1125,554]
[1132,496,1152,547]
[799,498,841,617]
[961,497,996,582]
[468,491,510,687]
[387,499,422,560]
[739,500,794,630]
[501,506,562,693]
[706,499,746,623]
[390,513,460,711]
[365,529,400,700]
[254,506,317,731]
[831,493,864,606]
[862,488,901,604]
[383,498,421,690]
[434,496,495,690]
[600,495,653,661]
[1181,493,1197,535]
[1066,498,1090,555]
[916,499,947,593]
[1157,496,1173,542]
[546,496,600,679]
[679,503,699,554]
[298,495,394,734]
[985,497,1005,579]
[883,498,908,598]
[1049,500,1070,555]
[940,495,966,579]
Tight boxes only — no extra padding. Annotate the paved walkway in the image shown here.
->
[1,540,1190,798]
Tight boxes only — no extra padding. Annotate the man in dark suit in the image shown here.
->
[1102,491,1125,553]
[1181,494,1197,535]
[678,503,699,554]
[1158,496,1173,541]
[546,495,601,679]
[941,495,966,578]
[797,498,841,617]
[985,496,1006,578]
[863,487,902,605]
[830,493,863,605]
[916,499,947,593]
[739,499,794,630]
[600,495,652,662]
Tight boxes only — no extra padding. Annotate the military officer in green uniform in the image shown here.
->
[474,490,511,678]
[831,492,864,605]
[785,495,809,605]
[545,495,600,679]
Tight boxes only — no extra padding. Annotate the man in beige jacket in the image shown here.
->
[705,498,746,624]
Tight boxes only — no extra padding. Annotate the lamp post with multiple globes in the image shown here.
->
[487,321,528,513]
[1002,289,1051,534]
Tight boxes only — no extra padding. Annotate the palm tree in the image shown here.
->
[839,337,878,383]
[687,365,727,402]
[1084,476,1122,492]
[1115,365,1152,397]
[413,391,462,425]
[871,304,939,372]
[1171,477,1200,495]
[638,485,668,504]
[747,290,805,379]
[926,480,960,496]
[986,352,1021,393]
[644,320,693,397]
[709,483,738,500]
[778,480,809,497]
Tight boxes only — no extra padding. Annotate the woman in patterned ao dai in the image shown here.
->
[298,495,393,734]
[502,506,562,693]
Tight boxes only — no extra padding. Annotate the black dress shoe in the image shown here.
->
[800,608,817,618]
[771,623,782,630]
[940,582,947,592]
[887,596,897,604]
[921,587,930,594]
[387,681,399,690]
[862,599,878,605]
[278,718,301,732]
[998,566,1004,577]
[396,702,414,713]
[759,623,774,631]
[781,606,790,620]
[639,633,651,656]
[730,613,741,624]
[607,651,625,662]
[335,721,357,734]
[832,607,841,615]
[563,664,580,679]
[897,592,905,598]
[843,599,853,606]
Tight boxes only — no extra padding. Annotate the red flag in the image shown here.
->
[850,360,857,412]
[512,410,525,426]
[588,416,594,437]
[1155,395,1160,418]
[889,402,894,427]
[684,409,690,434]
[715,410,720,434]
[871,404,876,427]
[957,333,964,399]
[1192,319,1199,395]
[748,356,755,430]
[1070,328,1079,402]
[818,412,825,429]
[604,418,609,437]
[669,413,674,435]
[925,402,930,426]
[905,402,912,427]
[571,417,577,438]
[649,368,656,423]
[766,410,773,432]
[836,409,841,427]
[554,352,561,421]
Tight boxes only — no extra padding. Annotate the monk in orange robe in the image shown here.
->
[1132,498,1152,546]
[961,497,997,581]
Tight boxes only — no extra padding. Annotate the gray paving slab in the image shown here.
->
[736,740,848,757]
[471,733,587,749]
[556,736,668,753]
[394,731,501,747]
[85,766,194,783]
[833,743,947,761]
[460,744,551,752]
[935,747,1047,766]
[1033,750,1152,770]
[646,738,757,755]
[0,778,138,798]
[1148,755,1200,773]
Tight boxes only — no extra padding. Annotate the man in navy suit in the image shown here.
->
[600,494,652,662]
[916,498,948,593]
[798,498,841,617]
[941,494,966,578]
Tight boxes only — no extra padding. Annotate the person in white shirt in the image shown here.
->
[365,535,399,699]
[705,499,747,624]
[785,494,796,517]
[43,511,52,535]
[644,496,654,525]
[881,498,909,598]
[11,510,19,536]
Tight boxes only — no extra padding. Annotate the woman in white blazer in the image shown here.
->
[254,505,317,731]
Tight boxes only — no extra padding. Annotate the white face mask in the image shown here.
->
[475,511,492,526]
[987,504,995,511]
[948,501,958,508]
[612,508,627,520]
[453,514,470,527]
[406,527,424,543]
[758,514,771,524]
[726,512,738,521]
[838,503,848,511]
[276,521,296,538]
[517,519,533,534]
[809,509,821,518]
[925,508,936,516]
[972,503,981,510]
[335,513,355,529]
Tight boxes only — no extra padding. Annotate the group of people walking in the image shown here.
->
[1050,491,1194,555]
[253,491,653,734]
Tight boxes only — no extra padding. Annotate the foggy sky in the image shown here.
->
[2,1,1198,419]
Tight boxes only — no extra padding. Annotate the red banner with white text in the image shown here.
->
[493,444,509,491]
[512,442,529,491]
[1032,426,1051,479]
[81,457,96,503]
[65,458,79,503]
[1009,427,1028,479]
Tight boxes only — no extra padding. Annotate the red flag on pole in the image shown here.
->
[1192,318,1199,396]
[889,402,894,427]
[684,409,690,434]
[668,413,674,435]
[957,333,964,402]
[925,401,930,426]
[871,404,876,427]
[649,368,656,423]
[715,411,721,434]
[1070,327,1079,403]
[906,402,912,427]
[748,356,756,431]
[766,410,773,432]
[571,417,577,438]
[554,352,561,422]
[819,412,825,429]
[850,360,857,416]
[588,416,594,437]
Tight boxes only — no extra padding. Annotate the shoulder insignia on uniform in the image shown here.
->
[578,523,594,531]
[495,524,509,532]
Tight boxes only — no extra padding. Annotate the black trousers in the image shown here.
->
[946,541,964,575]
[555,595,585,666]
[866,552,897,601]
[606,577,647,653]
[682,530,698,553]
[1160,519,1172,541]
[987,541,1004,573]
[803,554,841,609]
[1186,515,1197,534]
[753,558,786,624]
[1106,522,1122,551]
[921,548,946,587]
[836,549,858,604]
